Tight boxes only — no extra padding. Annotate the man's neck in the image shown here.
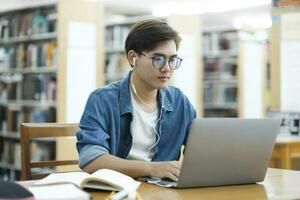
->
[130,72,158,111]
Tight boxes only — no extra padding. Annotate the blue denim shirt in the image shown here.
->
[76,71,196,168]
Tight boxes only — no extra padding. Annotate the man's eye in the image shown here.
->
[153,56,165,64]
[170,57,179,64]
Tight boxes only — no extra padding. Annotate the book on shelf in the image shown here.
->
[0,19,9,40]
[1,141,22,171]
[204,85,237,105]
[14,143,21,170]
[105,54,131,83]
[1,7,56,39]
[21,74,57,101]
[218,31,238,51]
[0,42,57,70]
[2,141,14,165]
[0,82,7,102]
[4,107,55,132]
[2,77,20,101]
[34,168,141,192]
[203,30,238,56]
[6,109,22,132]
[30,141,55,163]
[0,106,6,130]
[105,25,130,50]
[272,0,300,7]
[24,107,56,123]
[204,58,237,76]
[32,11,49,35]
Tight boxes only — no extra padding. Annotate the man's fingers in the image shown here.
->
[169,167,180,177]
[172,161,182,169]
[167,172,178,182]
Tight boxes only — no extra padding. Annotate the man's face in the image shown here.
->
[134,40,178,90]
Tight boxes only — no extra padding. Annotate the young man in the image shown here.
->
[76,19,196,182]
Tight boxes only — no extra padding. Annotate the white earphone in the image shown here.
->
[130,70,166,155]
[133,57,136,67]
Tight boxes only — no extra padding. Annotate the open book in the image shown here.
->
[34,169,141,192]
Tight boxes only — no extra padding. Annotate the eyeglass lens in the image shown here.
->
[152,55,181,70]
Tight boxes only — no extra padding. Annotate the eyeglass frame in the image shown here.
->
[139,52,183,70]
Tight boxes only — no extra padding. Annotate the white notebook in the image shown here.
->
[34,169,141,192]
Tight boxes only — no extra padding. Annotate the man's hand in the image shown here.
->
[148,161,181,181]
[83,155,182,182]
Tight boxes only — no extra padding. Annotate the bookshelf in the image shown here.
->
[0,3,57,181]
[0,0,104,180]
[202,27,266,117]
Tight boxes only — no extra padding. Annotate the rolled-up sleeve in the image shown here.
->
[76,93,110,169]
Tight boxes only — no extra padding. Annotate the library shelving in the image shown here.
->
[202,27,267,117]
[0,3,57,181]
[0,0,104,180]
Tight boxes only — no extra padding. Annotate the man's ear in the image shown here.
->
[127,50,138,68]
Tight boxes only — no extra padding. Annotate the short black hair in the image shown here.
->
[125,19,181,55]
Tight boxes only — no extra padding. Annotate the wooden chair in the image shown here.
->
[20,123,80,180]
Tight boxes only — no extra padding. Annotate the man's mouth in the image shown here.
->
[157,76,170,81]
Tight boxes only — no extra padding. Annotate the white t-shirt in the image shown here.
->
[127,90,158,161]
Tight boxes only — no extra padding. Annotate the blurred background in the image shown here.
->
[0,0,300,181]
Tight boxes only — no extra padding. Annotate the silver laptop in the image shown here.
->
[143,118,281,188]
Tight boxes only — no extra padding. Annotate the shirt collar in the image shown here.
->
[119,71,173,115]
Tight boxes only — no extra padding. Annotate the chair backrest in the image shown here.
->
[20,123,80,180]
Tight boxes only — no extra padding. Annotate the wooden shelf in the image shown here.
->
[0,32,57,45]
[0,67,58,74]
[204,49,238,58]
[0,2,56,14]
[105,49,125,54]
[204,79,238,85]
[105,15,155,27]
[204,103,238,110]
[204,73,237,80]
[0,100,56,108]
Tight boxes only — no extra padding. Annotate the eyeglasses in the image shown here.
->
[140,53,182,70]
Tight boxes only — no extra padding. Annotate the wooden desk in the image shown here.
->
[270,135,300,169]
[87,168,300,200]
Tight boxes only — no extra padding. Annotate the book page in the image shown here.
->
[85,169,141,191]
[29,183,90,200]
[34,171,89,187]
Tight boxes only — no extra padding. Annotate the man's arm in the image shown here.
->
[83,154,181,181]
